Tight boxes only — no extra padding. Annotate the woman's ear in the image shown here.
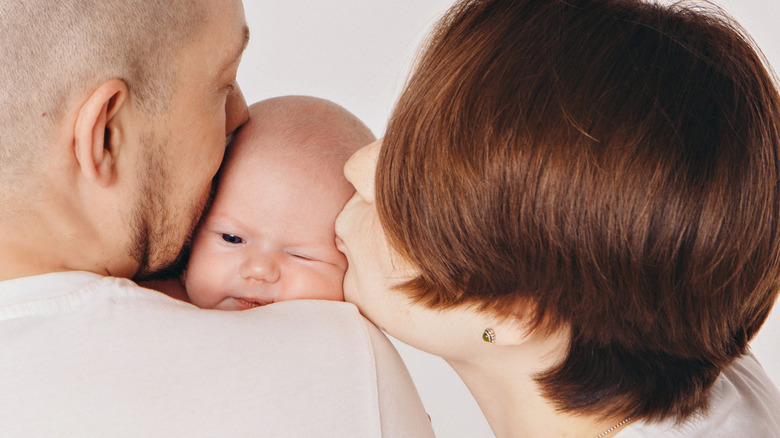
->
[477,298,560,348]
[73,78,128,188]
[480,316,532,347]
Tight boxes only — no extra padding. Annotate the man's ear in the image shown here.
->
[74,78,129,188]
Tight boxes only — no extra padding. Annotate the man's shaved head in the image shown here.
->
[0,0,206,177]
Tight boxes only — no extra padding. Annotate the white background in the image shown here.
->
[237,1,780,437]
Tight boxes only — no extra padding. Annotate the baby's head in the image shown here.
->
[185,96,375,310]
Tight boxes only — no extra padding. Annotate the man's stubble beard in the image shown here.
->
[129,131,213,282]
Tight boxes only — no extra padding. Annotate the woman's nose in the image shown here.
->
[343,139,381,203]
[239,252,280,283]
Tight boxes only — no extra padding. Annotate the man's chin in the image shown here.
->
[132,177,214,283]
[133,243,190,283]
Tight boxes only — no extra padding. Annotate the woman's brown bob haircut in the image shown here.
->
[378,0,780,422]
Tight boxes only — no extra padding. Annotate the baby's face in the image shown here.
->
[184,133,352,310]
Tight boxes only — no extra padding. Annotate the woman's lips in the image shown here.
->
[234,297,271,310]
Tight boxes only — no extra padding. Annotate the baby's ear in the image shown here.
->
[73,78,128,188]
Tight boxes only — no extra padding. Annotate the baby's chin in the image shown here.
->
[197,295,276,311]
[194,289,347,311]
[231,297,272,310]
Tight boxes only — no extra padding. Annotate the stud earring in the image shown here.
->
[482,328,495,343]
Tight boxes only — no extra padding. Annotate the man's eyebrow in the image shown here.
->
[238,25,250,57]
[219,25,250,77]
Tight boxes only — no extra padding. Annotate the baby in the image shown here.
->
[150,96,375,309]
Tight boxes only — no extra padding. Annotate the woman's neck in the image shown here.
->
[447,329,632,438]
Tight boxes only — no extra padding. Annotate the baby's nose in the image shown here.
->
[239,253,281,283]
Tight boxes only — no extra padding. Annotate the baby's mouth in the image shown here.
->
[234,297,271,310]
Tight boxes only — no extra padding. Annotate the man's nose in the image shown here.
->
[225,82,249,136]
[239,252,281,283]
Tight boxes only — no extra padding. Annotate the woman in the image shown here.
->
[335,0,780,436]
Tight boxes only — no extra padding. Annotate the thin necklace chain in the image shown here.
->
[593,417,631,438]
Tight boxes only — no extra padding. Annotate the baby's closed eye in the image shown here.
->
[288,252,317,261]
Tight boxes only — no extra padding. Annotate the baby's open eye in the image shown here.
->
[221,233,244,244]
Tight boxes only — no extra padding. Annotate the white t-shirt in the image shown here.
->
[0,271,435,437]
[616,352,780,437]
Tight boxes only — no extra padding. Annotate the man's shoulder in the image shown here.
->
[85,274,371,337]
[0,271,383,366]
[1,273,413,437]
[100,278,381,364]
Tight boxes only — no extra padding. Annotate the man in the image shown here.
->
[0,1,433,436]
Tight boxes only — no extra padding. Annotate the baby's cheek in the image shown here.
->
[184,240,233,305]
[317,268,347,301]
[282,266,345,302]
[327,276,346,302]
[183,263,221,308]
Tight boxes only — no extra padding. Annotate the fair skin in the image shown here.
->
[335,140,634,438]
[168,97,370,310]
[0,0,249,282]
